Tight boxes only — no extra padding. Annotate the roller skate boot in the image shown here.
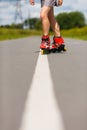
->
[40,35,50,54]
[51,36,67,52]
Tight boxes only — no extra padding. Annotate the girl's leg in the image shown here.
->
[40,6,51,49]
[48,7,61,37]
[48,8,65,49]
[40,6,51,36]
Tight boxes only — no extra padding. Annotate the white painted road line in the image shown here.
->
[19,54,65,130]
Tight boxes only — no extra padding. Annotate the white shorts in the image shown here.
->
[41,0,59,7]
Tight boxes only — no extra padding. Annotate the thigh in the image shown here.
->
[40,6,51,16]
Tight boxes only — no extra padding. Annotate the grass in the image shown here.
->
[0,26,87,41]
[0,28,42,41]
[61,26,87,40]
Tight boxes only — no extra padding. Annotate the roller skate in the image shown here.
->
[40,35,50,55]
[51,36,67,53]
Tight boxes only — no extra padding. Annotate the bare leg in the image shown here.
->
[48,7,61,37]
[40,6,51,36]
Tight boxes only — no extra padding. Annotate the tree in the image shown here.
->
[69,11,86,28]
[56,11,86,29]
[35,19,42,30]
[24,18,39,29]
[56,12,71,29]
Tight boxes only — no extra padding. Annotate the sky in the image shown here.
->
[0,0,87,25]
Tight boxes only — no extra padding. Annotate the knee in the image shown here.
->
[40,11,47,20]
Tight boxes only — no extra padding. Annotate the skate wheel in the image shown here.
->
[63,47,67,51]
[52,49,57,53]
[40,49,50,55]
[40,49,44,55]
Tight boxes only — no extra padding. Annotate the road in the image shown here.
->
[0,37,87,130]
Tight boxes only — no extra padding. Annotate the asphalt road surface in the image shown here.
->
[0,36,87,130]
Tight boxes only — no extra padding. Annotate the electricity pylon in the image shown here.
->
[14,0,23,24]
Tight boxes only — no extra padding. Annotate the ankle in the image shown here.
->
[42,35,49,38]
[54,36,61,38]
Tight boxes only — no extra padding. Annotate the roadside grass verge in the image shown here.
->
[0,26,87,41]
[0,28,41,41]
[61,26,87,40]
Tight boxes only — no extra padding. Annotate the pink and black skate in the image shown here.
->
[51,36,67,52]
[40,35,50,54]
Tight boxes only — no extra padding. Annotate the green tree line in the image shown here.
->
[0,11,86,30]
[56,11,86,29]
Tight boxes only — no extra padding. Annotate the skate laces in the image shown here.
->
[42,38,49,45]
[41,35,50,45]
[40,36,50,49]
